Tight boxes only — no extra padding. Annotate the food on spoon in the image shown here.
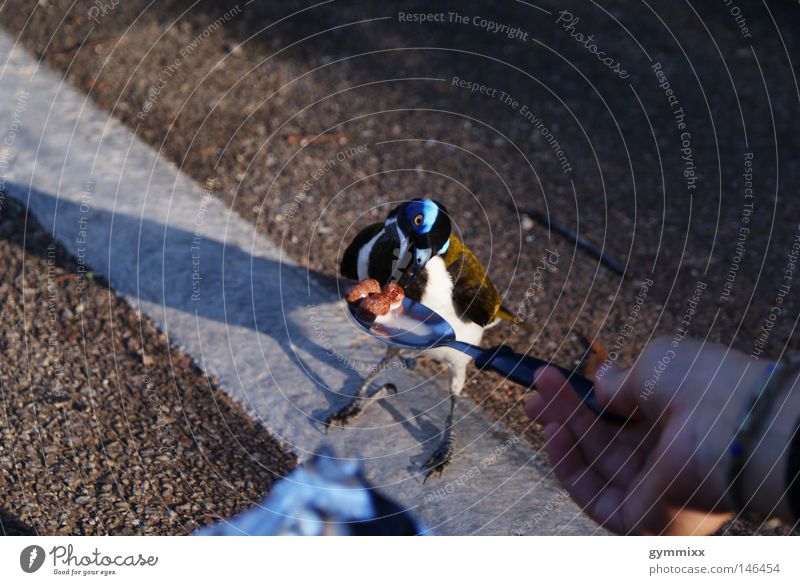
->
[345,278,381,304]
[347,279,406,322]
[381,282,405,309]
[356,293,391,323]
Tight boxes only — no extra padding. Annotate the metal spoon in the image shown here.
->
[347,297,626,424]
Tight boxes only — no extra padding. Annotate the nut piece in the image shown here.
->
[345,278,381,304]
[382,282,405,306]
[356,293,391,322]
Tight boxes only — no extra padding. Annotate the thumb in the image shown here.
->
[594,364,642,418]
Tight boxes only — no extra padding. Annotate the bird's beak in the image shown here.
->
[397,246,432,288]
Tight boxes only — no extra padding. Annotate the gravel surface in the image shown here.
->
[0,194,295,535]
[2,0,799,535]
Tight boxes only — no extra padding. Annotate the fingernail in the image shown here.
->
[523,396,540,419]
[594,365,626,406]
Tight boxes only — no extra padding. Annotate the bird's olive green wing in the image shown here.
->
[340,222,383,280]
[443,235,508,327]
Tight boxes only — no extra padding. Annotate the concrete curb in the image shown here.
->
[0,31,602,535]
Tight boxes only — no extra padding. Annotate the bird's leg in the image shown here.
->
[326,345,404,428]
[422,390,457,483]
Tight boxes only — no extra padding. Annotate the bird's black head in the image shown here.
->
[389,198,452,287]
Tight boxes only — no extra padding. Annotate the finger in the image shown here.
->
[535,367,662,491]
[663,509,731,536]
[539,366,631,443]
[621,433,730,536]
[523,394,545,421]
[593,365,642,418]
[618,435,681,535]
[575,422,654,487]
[533,366,604,430]
[543,422,630,534]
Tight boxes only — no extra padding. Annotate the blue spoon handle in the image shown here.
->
[474,345,626,425]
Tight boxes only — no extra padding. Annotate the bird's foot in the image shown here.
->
[325,397,365,429]
[325,383,397,430]
[421,431,456,483]
[402,357,417,370]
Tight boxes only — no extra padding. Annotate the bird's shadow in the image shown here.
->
[380,402,445,478]
[3,184,368,413]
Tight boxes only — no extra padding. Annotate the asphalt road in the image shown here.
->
[1,0,799,535]
[0,195,294,535]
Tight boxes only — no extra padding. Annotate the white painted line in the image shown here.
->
[0,30,602,535]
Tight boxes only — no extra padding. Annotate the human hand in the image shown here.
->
[523,337,778,535]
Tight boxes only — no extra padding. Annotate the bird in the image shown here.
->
[333,198,517,480]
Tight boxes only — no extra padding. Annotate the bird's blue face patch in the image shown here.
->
[405,199,438,234]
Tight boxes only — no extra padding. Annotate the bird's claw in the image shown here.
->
[325,399,365,430]
[325,383,398,431]
[421,434,455,483]
[402,357,417,370]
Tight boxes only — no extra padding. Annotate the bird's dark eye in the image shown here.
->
[413,214,424,227]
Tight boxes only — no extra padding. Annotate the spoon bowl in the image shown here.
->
[347,297,626,424]
[347,297,464,352]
